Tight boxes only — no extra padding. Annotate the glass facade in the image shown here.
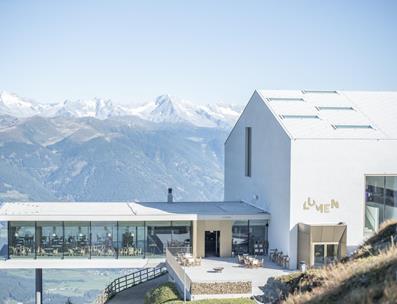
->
[36,222,63,258]
[146,221,192,257]
[232,220,268,256]
[118,222,144,258]
[232,220,249,255]
[365,176,397,233]
[64,222,90,258]
[9,221,35,258]
[91,222,117,258]
[0,221,8,259]
[6,220,192,259]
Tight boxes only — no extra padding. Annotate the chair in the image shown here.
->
[194,257,201,266]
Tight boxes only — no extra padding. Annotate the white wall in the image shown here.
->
[290,139,397,268]
[225,91,292,257]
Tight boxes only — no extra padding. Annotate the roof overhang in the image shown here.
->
[0,201,270,222]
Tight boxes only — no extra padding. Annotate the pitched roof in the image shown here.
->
[257,90,397,139]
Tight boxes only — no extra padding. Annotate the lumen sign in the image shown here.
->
[303,197,340,213]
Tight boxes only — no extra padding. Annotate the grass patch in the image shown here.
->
[144,282,180,304]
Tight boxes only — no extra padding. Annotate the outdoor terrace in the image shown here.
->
[166,249,291,301]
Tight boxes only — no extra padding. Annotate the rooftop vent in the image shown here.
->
[267,97,305,102]
[332,124,374,130]
[316,106,354,111]
[167,188,173,203]
[280,114,320,120]
[302,90,338,94]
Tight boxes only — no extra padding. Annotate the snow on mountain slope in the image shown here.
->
[0,91,40,117]
[0,91,241,128]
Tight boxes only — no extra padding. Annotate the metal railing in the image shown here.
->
[102,266,168,302]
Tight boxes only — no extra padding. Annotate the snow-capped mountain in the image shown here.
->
[130,95,240,128]
[0,90,242,203]
[0,91,241,128]
[0,91,40,117]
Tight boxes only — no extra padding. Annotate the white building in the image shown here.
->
[225,89,397,269]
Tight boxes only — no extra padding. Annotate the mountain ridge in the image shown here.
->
[0,91,241,128]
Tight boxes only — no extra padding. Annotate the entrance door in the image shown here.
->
[205,231,220,257]
[313,243,339,267]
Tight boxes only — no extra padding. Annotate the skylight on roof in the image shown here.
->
[267,97,305,102]
[302,90,338,94]
[280,114,320,119]
[332,124,374,130]
[316,106,354,111]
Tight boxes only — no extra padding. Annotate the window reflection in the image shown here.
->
[9,222,35,258]
[36,222,63,258]
[118,222,144,258]
[146,221,172,256]
[232,220,249,255]
[249,220,268,255]
[64,222,90,258]
[6,220,193,259]
[171,221,191,248]
[0,221,7,259]
[232,220,269,256]
[365,176,397,233]
[91,222,117,258]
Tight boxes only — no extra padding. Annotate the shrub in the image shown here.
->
[144,282,180,304]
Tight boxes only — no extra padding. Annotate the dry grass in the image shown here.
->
[284,246,397,304]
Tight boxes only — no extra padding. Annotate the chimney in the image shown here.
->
[167,188,173,203]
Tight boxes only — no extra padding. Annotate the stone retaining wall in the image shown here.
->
[190,281,252,295]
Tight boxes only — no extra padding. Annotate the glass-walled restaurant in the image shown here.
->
[1,219,270,259]
[6,221,192,259]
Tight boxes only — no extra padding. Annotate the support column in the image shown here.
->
[192,220,198,258]
[35,268,42,304]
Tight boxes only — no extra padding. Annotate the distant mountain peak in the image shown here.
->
[0,91,241,128]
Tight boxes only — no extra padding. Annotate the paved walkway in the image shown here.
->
[184,257,292,295]
[106,274,168,304]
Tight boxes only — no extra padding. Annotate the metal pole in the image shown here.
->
[35,268,42,304]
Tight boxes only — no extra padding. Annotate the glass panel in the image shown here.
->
[91,222,117,258]
[249,220,268,255]
[232,220,249,255]
[326,244,338,264]
[314,244,325,266]
[0,221,8,259]
[117,222,144,258]
[385,176,397,221]
[171,221,192,248]
[365,176,385,232]
[36,222,63,259]
[9,221,35,258]
[64,222,90,258]
[146,221,172,256]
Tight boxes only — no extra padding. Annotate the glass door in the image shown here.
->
[313,243,339,267]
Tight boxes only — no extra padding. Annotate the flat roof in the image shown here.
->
[0,201,270,221]
[257,90,397,140]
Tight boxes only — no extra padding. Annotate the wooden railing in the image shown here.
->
[96,266,167,303]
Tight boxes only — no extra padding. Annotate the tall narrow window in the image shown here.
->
[245,127,252,177]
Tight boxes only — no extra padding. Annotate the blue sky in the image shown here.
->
[0,0,396,105]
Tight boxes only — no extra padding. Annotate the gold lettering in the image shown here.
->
[331,199,339,209]
[303,198,341,213]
